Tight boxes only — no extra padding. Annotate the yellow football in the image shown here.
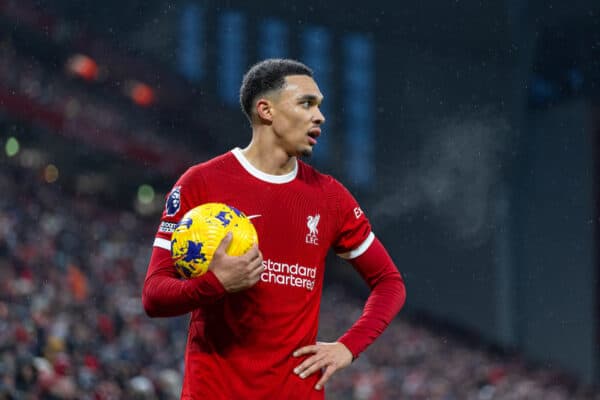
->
[170,203,258,279]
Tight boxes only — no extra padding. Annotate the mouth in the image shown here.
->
[307,127,321,145]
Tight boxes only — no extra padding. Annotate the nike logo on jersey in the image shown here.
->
[247,214,262,220]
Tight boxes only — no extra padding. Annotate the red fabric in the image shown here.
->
[142,248,226,317]
[338,238,406,358]
[142,149,404,399]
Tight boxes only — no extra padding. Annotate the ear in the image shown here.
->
[255,98,273,123]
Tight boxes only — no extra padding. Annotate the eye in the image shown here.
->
[300,101,311,109]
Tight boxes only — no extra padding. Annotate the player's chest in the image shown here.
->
[210,185,334,255]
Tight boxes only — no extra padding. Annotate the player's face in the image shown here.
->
[270,75,325,158]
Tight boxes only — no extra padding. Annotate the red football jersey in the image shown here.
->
[147,148,377,399]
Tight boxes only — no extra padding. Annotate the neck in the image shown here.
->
[240,127,296,175]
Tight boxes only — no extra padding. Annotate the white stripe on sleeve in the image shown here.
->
[336,231,375,260]
[153,237,172,251]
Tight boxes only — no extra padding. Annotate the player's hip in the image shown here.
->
[181,355,324,400]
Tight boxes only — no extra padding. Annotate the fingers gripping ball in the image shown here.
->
[171,203,258,279]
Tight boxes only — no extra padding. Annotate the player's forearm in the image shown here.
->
[142,248,226,317]
[338,273,405,357]
[338,238,406,358]
[143,270,225,317]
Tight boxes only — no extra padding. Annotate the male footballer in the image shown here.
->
[143,58,406,399]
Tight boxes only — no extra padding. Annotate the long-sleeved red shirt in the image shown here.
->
[143,148,406,399]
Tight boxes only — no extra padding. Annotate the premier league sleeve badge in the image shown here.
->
[165,186,182,217]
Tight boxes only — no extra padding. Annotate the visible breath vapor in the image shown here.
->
[373,112,510,244]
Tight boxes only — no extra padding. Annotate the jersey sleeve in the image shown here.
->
[330,180,406,358]
[142,166,226,318]
[337,237,406,358]
[153,166,203,251]
[331,180,374,259]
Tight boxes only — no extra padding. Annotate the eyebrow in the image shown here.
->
[296,94,323,104]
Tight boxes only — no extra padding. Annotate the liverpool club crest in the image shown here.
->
[305,214,320,245]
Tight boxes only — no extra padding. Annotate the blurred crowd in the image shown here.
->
[1,159,599,399]
[0,36,196,176]
[0,162,186,399]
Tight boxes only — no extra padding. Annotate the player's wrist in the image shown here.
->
[188,270,227,300]
[337,337,359,362]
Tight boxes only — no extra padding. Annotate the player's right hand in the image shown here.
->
[209,232,264,292]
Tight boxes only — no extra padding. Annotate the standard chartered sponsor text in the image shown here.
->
[260,259,316,290]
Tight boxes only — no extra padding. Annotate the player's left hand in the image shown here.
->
[292,341,353,391]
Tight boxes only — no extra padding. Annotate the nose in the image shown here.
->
[313,107,325,125]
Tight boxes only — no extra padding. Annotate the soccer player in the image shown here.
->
[143,59,406,399]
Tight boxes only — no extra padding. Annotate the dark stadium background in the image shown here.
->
[1,0,599,398]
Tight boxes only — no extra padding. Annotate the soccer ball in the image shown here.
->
[171,203,258,279]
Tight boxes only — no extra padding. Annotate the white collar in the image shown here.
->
[231,147,298,184]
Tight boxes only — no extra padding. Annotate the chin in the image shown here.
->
[300,147,313,158]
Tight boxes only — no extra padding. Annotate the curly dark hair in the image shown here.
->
[239,59,313,122]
